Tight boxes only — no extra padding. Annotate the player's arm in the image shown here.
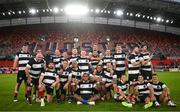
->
[64,72,72,89]
[52,75,60,87]
[25,59,33,83]
[112,58,116,70]
[114,84,127,97]
[13,55,18,70]
[141,54,153,65]
[147,83,155,98]
[162,83,169,94]
[133,85,139,96]
[130,56,141,66]
[67,73,72,84]
[39,73,44,88]
[25,64,31,79]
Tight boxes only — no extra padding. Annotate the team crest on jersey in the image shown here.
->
[157,85,161,89]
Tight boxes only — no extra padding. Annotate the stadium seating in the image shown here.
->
[0,23,180,58]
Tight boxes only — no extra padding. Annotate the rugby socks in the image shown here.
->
[82,99,88,104]
[39,90,45,98]
[27,89,32,104]
[14,92,18,97]
[56,89,60,99]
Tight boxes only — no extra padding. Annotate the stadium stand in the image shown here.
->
[0,23,180,70]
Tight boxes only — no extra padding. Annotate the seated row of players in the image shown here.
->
[13,44,176,108]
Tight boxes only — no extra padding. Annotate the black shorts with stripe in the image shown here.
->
[17,71,27,84]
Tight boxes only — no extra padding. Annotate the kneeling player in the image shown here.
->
[150,73,176,107]
[58,59,72,101]
[134,74,153,109]
[69,61,82,103]
[38,61,59,106]
[93,64,104,99]
[101,62,116,100]
[74,73,100,105]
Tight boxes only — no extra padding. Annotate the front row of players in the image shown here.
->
[21,53,176,108]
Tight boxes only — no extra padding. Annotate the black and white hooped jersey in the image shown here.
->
[71,68,82,80]
[102,69,116,83]
[42,70,58,87]
[113,52,126,72]
[90,55,100,69]
[128,53,140,75]
[95,70,104,77]
[58,67,72,83]
[76,81,97,95]
[60,57,69,65]
[149,82,166,96]
[101,56,114,69]
[77,57,91,74]
[139,52,152,71]
[117,80,129,94]
[26,58,45,79]
[69,55,80,64]
[135,81,151,95]
[52,55,61,70]
[15,52,31,71]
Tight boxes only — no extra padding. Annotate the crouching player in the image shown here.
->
[134,74,154,109]
[69,61,82,103]
[113,74,133,108]
[150,73,176,107]
[74,73,100,105]
[93,64,104,99]
[101,62,116,100]
[38,61,59,106]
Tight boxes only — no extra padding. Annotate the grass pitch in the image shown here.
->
[0,72,179,111]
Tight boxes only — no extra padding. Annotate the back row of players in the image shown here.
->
[13,44,176,108]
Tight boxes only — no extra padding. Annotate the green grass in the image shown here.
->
[0,72,180,111]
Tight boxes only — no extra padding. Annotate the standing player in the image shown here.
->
[113,45,127,79]
[150,74,176,107]
[139,45,153,80]
[52,49,62,71]
[13,45,31,102]
[61,51,69,64]
[101,49,114,69]
[128,46,141,82]
[90,50,101,71]
[25,53,46,104]
[38,61,59,106]
[69,48,79,64]
[77,50,92,74]
[74,73,100,105]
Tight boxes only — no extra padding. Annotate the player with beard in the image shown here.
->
[101,62,116,100]
[38,61,59,106]
[74,73,100,105]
